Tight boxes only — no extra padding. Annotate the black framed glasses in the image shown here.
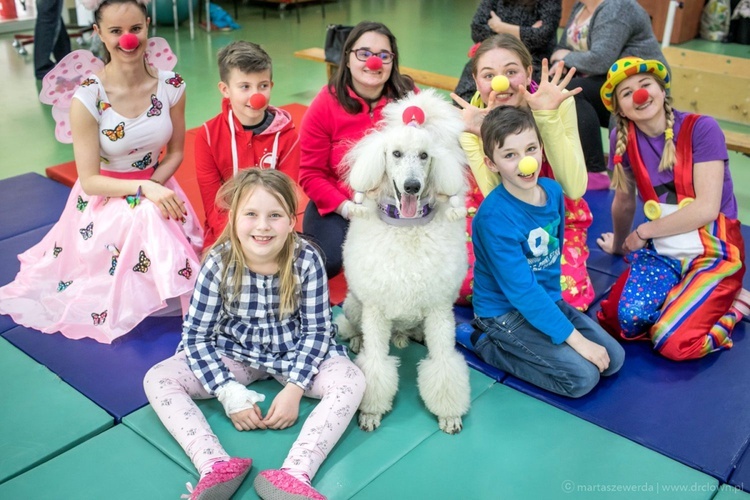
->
[351,48,395,64]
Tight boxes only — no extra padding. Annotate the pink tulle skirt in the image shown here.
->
[0,174,203,343]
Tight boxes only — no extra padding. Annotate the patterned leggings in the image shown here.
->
[144,353,365,479]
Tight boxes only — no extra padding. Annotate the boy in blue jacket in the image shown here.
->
[470,106,624,397]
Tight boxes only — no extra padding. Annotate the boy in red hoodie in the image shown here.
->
[195,41,300,249]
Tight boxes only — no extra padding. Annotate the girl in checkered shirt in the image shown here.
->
[144,169,364,500]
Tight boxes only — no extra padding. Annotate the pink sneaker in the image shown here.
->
[184,457,252,500]
[254,469,327,500]
[587,171,611,191]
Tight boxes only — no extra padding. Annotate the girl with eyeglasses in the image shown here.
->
[298,21,416,278]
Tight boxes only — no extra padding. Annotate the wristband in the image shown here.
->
[635,227,647,241]
[340,200,353,220]
[215,380,266,417]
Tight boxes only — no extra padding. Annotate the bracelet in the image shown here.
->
[635,227,647,241]
[150,178,162,185]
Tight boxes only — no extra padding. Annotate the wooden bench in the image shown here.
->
[663,47,750,155]
[294,47,459,92]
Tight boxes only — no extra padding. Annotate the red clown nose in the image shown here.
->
[249,93,268,110]
[633,88,649,105]
[365,56,383,70]
[119,33,139,50]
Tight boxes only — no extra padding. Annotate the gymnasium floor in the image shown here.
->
[1,1,750,499]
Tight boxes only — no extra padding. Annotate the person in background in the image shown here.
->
[453,0,561,103]
[34,0,71,79]
[551,0,668,189]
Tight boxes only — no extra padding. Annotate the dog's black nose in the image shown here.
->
[403,179,421,195]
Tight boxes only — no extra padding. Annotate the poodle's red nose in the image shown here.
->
[633,88,649,105]
[120,33,139,50]
[365,56,383,70]
[248,93,268,110]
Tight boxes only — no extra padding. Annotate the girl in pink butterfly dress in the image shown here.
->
[0,0,202,343]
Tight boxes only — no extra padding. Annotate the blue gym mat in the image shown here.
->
[729,444,750,491]
[0,224,54,334]
[0,173,70,241]
[502,300,750,482]
[582,188,643,278]
[589,267,618,301]
[1,316,182,421]
[0,337,113,485]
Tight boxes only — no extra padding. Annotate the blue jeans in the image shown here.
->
[34,0,71,79]
[302,201,349,278]
[473,300,625,398]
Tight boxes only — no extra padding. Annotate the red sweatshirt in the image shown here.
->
[195,98,300,248]
[298,86,392,216]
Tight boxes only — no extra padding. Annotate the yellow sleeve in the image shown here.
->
[459,131,500,198]
[532,96,587,200]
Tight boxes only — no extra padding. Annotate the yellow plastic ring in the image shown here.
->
[644,200,661,220]
[678,197,695,209]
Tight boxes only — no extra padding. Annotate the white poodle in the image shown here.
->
[336,89,471,434]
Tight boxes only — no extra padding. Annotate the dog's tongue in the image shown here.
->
[400,194,418,218]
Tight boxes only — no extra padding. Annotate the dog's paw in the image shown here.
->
[348,334,363,353]
[349,204,372,219]
[392,331,410,349]
[407,327,424,343]
[445,206,468,222]
[358,412,382,432]
[438,416,463,434]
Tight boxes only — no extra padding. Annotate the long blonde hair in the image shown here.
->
[610,75,676,193]
[209,169,299,317]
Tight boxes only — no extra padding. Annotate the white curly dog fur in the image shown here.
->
[336,90,471,434]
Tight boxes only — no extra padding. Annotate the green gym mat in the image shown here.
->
[124,341,495,499]
[353,384,719,500]
[0,425,196,499]
[0,337,113,485]
[715,484,750,499]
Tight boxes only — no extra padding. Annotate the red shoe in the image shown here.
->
[183,457,252,500]
[254,469,327,500]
